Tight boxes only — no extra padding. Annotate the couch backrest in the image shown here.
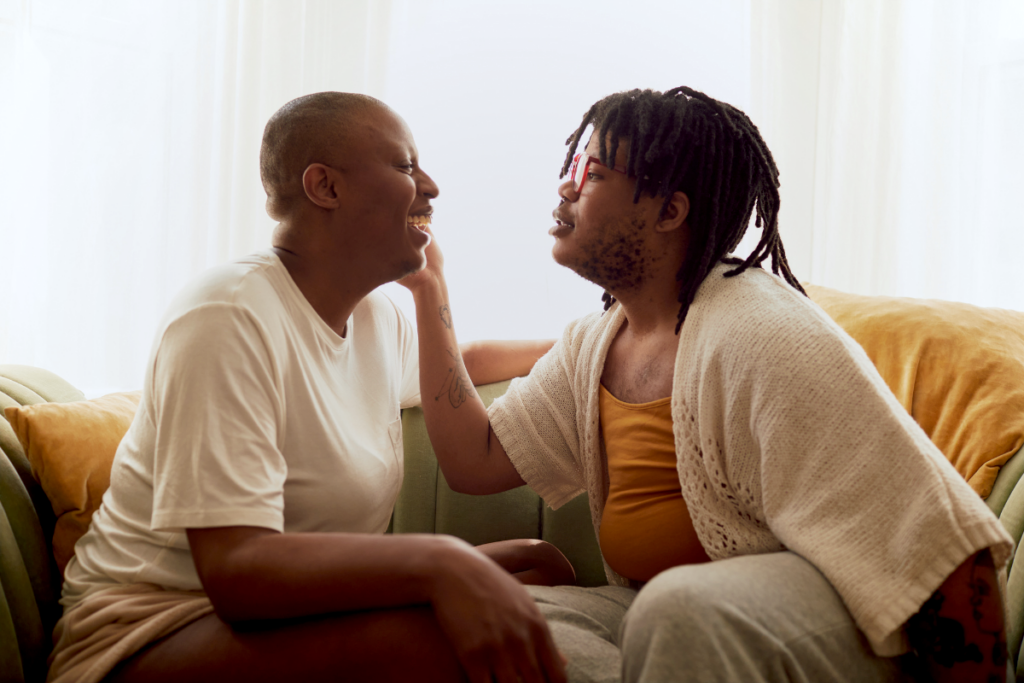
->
[984,444,1024,679]
[390,380,607,588]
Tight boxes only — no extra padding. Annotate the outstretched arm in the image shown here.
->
[460,339,555,386]
[906,549,1008,683]
[399,229,526,495]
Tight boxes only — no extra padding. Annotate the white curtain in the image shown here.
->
[3,1,1020,396]
[0,0,394,395]
[0,0,752,395]
[751,0,1024,308]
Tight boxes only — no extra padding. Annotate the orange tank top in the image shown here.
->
[598,384,710,582]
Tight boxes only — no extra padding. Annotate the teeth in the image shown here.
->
[408,215,432,227]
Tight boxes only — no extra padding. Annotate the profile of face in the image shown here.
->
[314,105,439,283]
[549,133,671,294]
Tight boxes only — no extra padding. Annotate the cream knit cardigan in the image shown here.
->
[488,262,1013,656]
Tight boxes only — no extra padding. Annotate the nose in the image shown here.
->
[418,168,440,199]
[557,177,578,203]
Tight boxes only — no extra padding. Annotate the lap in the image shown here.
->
[628,551,861,643]
[105,606,467,683]
[528,553,915,683]
[621,552,915,683]
[525,585,636,683]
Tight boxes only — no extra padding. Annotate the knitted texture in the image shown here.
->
[488,262,1013,657]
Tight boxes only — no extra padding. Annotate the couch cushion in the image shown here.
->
[4,392,142,575]
[806,284,1024,498]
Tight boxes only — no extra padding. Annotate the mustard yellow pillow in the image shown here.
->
[4,391,142,574]
[806,284,1024,498]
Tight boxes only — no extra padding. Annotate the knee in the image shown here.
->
[518,540,577,586]
[627,564,724,630]
[619,566,734,683]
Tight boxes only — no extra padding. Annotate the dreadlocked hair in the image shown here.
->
[560,86,806,333]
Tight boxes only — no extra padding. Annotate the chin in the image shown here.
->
[396,256,426,280]
[551,242,572,269]
[551,247,585,280]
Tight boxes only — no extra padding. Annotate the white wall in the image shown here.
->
[0,0,753,395]
[3,1,1021,396]
[377,0,752,342]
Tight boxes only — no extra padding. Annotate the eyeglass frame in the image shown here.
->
[569,153,629,194]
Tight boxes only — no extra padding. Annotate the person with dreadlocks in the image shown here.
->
[404,86,1013,682]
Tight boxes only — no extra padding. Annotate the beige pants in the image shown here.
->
[529,552,919,683]
[47,584,213,683]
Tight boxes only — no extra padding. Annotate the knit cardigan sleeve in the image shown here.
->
[487,315,596,509]
[681,267,1014,655]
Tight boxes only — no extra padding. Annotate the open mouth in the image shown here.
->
[407,214,432,229]
[549,217,575,237]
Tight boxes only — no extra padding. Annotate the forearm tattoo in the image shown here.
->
[911,593,983,668]
[439,304,452,329]
[434,347,472,408]
[970,552,1008,672]
[907,550,1007,682]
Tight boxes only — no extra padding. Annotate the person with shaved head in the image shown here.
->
[45,92,567,683]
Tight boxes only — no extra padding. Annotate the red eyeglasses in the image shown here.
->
[569,153,629,193]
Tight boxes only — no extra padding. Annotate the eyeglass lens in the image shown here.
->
[571,154,587,192]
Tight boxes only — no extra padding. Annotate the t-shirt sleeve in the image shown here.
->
[148,303,287,533]
[487,326,586,510]
[395,302,421,409]
[734,291,1014,656]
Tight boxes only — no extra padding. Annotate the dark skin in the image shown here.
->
[406,132,1008,681]
[906,549,1008,683]
[104,104,567,683]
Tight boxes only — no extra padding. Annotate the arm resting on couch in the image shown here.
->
[460,339,555,386]
[906,549,1008,682]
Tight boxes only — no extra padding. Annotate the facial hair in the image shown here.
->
[565,213,653,293]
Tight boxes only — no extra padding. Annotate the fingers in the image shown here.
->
[431,544,567,683]
[456,642,529,683]
[452,618,565,683]
[534,624,568,683]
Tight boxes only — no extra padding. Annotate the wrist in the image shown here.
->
[408,270,448,305]
[421,535,477,598]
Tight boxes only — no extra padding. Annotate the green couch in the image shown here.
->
[2,364,1024,681]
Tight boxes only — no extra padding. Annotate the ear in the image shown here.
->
[654,191,690,233]
[302,163,342,209]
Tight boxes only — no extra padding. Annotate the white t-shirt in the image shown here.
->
[62,251,420,609]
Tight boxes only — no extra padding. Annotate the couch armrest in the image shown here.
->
[0,365,85,683]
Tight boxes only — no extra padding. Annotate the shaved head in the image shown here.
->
[260,92,388,218]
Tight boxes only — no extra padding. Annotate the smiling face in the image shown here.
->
[550,134,671,294]
[333,106,439,282]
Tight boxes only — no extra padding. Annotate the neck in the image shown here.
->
[605,238,689,337]
[271,218,378,337]
[608,276,684,338]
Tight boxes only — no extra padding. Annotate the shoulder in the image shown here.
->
[352,290,413,340]
[152,253,293,364]
[507,308,622,400]
[689,264,846,350]
[560,308,621,352]
[356,289,406,321]
[693,263,822,325]
[681,264,875,387]
[163,251,283,324]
